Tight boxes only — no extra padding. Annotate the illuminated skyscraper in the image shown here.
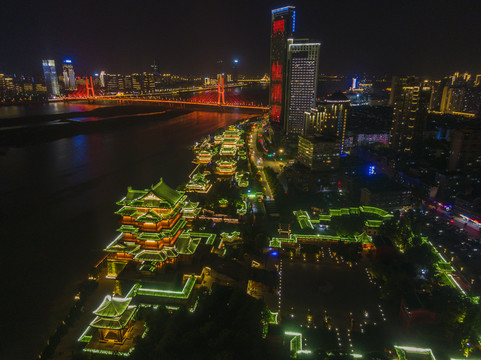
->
[285,40,320,134]
[62,59,76,90]
[269,6,295,125]
[42,60,60,97]
[99,71,106,88]
[389,80,431,153]
[304,92,350,154]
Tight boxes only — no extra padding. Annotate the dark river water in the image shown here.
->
[0,105,256,359]
[0,102,109,119]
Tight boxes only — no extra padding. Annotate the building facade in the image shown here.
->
[285,40,320,134]
[269,6,295,125]
[304,92,350,154]
[448,125,481,171]
[298,135,340,171]
[42,59,60,97]
[389,79,431,153]
[62,60,76,90]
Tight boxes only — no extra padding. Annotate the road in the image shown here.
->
[249,122,274,200]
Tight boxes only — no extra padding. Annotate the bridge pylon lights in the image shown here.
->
[86,76,95,97]
[217,76,225,105]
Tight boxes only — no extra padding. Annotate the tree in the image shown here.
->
[131,287,269,360]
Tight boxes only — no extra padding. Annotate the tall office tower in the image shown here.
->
[62,59,76,90]
[42,59,60,97]
[389,81,431,153]
[117,75,125,91]
[429,79,447,111]
[99,71,106,88]
[303,91,350,154]
[142,73,155,92]
[131,73,142,92]
[269,6,295,125]
[106,74,119,92]
[0,74,5,97]
[285,39,320,134]
[4,77,15,94]
[124,75,133,91]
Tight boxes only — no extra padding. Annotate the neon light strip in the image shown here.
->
[272,6,294,14]
[105,234,122,249]
[394,346,437,360]
[447,273,467,295]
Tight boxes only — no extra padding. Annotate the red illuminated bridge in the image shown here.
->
[64,77,269,113]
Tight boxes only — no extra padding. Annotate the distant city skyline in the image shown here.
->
[1,0,480,77]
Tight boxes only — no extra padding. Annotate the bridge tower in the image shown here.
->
[217,76,225,105]
[86,76,95,97]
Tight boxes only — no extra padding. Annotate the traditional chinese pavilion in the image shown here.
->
[106,178,203,276]
[80,295,147,356]
[196,150,213,164]
[186,172,211,193]
[89,296,137,343]
[216,160,237,176]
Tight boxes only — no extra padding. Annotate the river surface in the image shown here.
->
[0,106,255,359]
[0,103,110,119]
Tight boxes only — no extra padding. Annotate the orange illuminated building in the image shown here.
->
[105,178,202,276]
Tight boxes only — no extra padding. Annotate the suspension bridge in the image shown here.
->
[63,77,269,113]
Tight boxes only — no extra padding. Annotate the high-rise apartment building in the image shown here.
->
[438,73,481,115]
[389,78,431,153]
[285,40,320,134]
[42,60,60,97]
[269,6,295,125]
[304,92,350,154]
[448,125,481,171]
[62,59,76,90]
[298,135,340,171]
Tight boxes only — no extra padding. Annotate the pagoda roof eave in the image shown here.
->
[93,295,132,318]
[90,306,136,330]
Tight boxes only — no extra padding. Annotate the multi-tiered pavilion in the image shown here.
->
[105,178,203,277]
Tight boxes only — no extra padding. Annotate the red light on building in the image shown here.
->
[271,105,281,122]
[271,84,282,102]
[272,19,285,34]
[271,61,282,82]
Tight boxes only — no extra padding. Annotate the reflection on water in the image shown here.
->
[0,110,254,359]
[0,102,109,119]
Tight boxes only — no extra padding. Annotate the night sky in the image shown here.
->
[1,0,480,77]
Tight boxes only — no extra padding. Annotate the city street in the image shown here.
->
[249,123,274,199]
